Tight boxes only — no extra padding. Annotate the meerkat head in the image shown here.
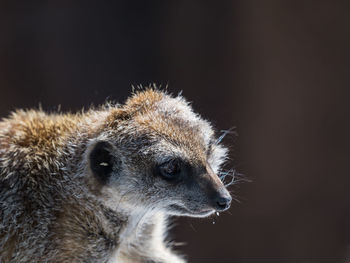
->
[86,89,232,218]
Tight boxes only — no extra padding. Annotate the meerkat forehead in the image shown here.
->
[109,89,215,161]
[103,89,214,166]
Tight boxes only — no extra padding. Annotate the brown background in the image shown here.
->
[1,1,350,262]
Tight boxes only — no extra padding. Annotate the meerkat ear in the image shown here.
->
[89,141,118,184]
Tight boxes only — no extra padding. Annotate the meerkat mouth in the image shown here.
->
[169,204,214,217]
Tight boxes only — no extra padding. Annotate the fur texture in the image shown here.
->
[0,89,231,263]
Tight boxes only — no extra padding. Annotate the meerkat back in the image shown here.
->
[0,89,233,263]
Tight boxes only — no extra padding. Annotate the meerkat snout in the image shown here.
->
[212,188,232,212]
[185,164,232,213]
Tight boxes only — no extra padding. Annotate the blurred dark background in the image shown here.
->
[1,1,350,262]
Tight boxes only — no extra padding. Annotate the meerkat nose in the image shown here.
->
[214,193,232,212]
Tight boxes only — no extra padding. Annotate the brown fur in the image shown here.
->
[0,88,231,262]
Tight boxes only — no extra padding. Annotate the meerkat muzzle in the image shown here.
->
[212,188,232,211]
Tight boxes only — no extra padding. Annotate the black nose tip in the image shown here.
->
[215,195,232,211]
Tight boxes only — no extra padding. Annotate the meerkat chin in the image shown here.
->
[0,88,232,263]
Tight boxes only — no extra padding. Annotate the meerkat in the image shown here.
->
[0,88,232,263]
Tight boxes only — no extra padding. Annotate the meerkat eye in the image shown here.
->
[157,159,181,180]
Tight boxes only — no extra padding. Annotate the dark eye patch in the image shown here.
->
[157,159,181,180]
[155,158,191,183]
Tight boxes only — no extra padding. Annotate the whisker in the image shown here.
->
[231,195,241,204]
[189,223,197,232]
[215,127,237,145]
[220,168,251,188]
